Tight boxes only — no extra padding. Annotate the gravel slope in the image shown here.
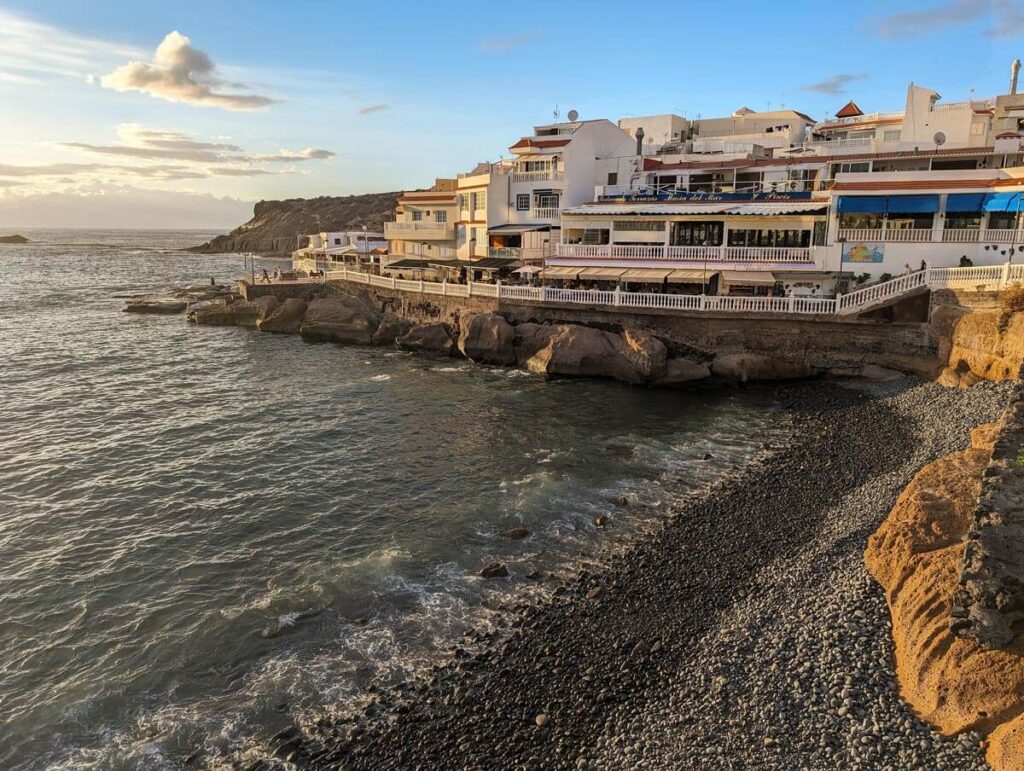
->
[249,379,1012,771]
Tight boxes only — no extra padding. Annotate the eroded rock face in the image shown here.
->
[257,298,307,334]
[458,313,516,366]
[189,296,273,327]
[653,358,711,386]
[124,299,188,314]
[935,307,1024,386]
[865,421,1024,765]
[710,353,816,382]
[397,323,455,355]
[299,295,379,345]
[372,314,412,347]
[514,323,666,384]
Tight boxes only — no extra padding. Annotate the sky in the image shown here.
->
[1,0,1023,228]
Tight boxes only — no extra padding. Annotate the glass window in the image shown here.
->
[516,194,530,211]
[839,213,883,229]
[582,229,610,245]
[613,220,665,231]
[946,214,981,230]
[607,172,618,185]
[411,210,423,221]
[883,130,902,141]
[989,212,1022,230]
[669,221,722,246]
[887,213,934,230]
[435,211,447,223]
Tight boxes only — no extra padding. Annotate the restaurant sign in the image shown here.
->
[842,242,885,264]
[597,190,814,203]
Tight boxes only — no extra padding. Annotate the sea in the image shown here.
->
[0,229,790,769]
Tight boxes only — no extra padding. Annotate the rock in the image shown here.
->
[189,297,267,327]
[506,526,530,540]
[124,298,188,314]
[458,313,516,365]
[653,357,711,386]
[514,323,667,384]
[534,713,548,728]
[479,562,508,579]
[611,495,629,508]
[594,516,609,528]
[300,295,380,345]
[372,314,412,346]
[933,306,1024,386]
[987,712,1024,771]
[710,353,817,383]
[257,298,307,334]
[397,323,455,356]
[0,234,28,244]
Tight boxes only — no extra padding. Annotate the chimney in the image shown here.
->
[635,127,645,156]
[1012,59,1021,95]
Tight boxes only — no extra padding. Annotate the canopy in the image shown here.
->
[668,268,716,283]
[513,265,543,275]
[620,268,674,282]
[488,224,552,233]
[543,266,582,278]
[578,267,626,280]
[383,258,431,269]
[837,196,888,213]
[837,195,940,214]
[887,194,940,214]
[946,193,989,212]
[720,270,777,286]
[472,257,520,270]
[983,192,1024,212]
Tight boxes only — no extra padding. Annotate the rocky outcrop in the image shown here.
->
[515,323,667,384]
[710,353,817,383]
[458,313,516,366]
[300,296,379,345]
[653,357,711,386]
[258,298,307,334]
[188,193,401,256]
[865,419,1024,771]
[372,314,412,347]
[189,296,276,327]
[124,298,188,314]
[934,306,1024,387]
[397,323,455,356]
[0,234,28,244]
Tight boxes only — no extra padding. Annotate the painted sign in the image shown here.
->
[597,190,814,204]
[842,242,885,264]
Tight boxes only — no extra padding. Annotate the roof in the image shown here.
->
[509,138,572,151]
[835,100,863,118]
[564,201,828,216]
[383,258,432,269]
[471,257,520,270]
[488,224,553,233]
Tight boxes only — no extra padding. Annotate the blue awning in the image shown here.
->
[837,196,888,213]
[886,195,940,213]
[946,193,988,212]
[983,192,1024,212]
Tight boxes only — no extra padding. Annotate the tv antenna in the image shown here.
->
[553,104,560,122]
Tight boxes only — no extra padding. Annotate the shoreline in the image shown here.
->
[227,378,1012,770]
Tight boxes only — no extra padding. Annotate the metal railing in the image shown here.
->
[384,222,454,239]
[556,243,815,264]
[511,170,565,183]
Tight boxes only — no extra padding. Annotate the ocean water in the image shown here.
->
[0,229,789,769]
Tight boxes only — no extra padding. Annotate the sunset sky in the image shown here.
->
[1,0,1023,228]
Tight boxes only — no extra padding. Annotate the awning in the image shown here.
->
[543,266,582,278]
[983,192,1024,212]
[720,270,777,286]
[887,194,940,214]
[427,259,474,269]
[946,193,988,212]
[513,265,543,275]
[488,224,552,233]
[668,269,716,283]
[578,267,626,280]
[837,194,940,214]
[837,196,887,213]
[620,268,674,282]
[383,258,432,269]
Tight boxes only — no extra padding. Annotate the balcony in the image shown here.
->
[838,228,933,243]
[384,221,455,240]
[555,243,814,265]
[531,207,561,221]
[511,170,565,184]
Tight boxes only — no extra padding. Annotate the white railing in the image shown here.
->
[271,264,1022,318]
[489,246,522,259]
[837,228,933,243]
[531,208,560,220]
[803,137,873,151]
[942,229,982,243]
[723,246,814,263]
[511,170,565,183]
[556,243,815,264]
[981,229,1024,244]
[817,110,904,128]
[384,222,454,239]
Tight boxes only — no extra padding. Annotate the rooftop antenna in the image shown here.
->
[553,104,560,122]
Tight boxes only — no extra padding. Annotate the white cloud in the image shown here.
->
[101,31,275,111]
[802,74,867,95]
[872,0,1024,39]
[478,31,544,52]
[358,104,389,115]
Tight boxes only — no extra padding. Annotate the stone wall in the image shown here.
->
[952,380,1024,648]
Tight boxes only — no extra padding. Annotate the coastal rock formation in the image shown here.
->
[397,323,455,356]
[514,323,667,384]
[865,420,1024,770]
[300,296,379,345]
[257,298,307,334]
[124,298,188,314]
[933,305,1024,387]
[371,314,412,347]
[653,357,711,386]
[187,194,401,257]
[458,313,516,365]
[0,234,28,244]
[189,297,271,327]
[711,353,816,382]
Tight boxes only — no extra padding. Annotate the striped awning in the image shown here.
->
[668,269,716,283]
[720,270,777,286]
[543,266,582,278]
[620,268,674,282]
[578,267,626,280]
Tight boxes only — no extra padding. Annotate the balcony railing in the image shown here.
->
[555,243,814,264]
[942,228,1024,244]
[817,110,904,129]
[384,222,455,240]
[511,170,565,183]
[531,207,561,220]
[837,228,933,243]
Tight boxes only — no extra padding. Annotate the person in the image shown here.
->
[261,267,270,283]
[919,259,927,272]
[904,263,912,275]
[959,255,974,267]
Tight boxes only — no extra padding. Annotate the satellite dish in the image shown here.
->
[933,131,947,146]
[567,109,579,122]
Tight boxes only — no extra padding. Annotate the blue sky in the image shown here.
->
[1,0,1023,227]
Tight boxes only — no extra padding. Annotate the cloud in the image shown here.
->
[253,147,336,161]
[478,32,542,51]
[802,73,867,95]
[358,104,389,115]
[872,0,1024,39]
[101,31,275,111]
[0,161,210,181]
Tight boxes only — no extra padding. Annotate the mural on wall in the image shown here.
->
[842,242,885,264]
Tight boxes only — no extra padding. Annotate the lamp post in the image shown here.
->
[361,224,368,271]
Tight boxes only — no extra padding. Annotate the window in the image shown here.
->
[670,221,723,246]
[459,194,469,213]
[516,194,530,211]
[334,238,341,245]
[607,172,618,185]
[472,191,486,211]
[971,122,986,136]
[535,193,560,209]
[435,210,447,223]
[833,161,870,174]
[883,129,902,141]
[990,212,1022,230]
[581,229,610,245]
[613,220,665,232]
[411,210,423,221]
[727,229,810,248]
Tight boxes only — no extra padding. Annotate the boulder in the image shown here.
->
[300,295,380,345]
[371,314,412,346]
[479,562,508,579]
[458,312,516,365]
[124,298,188,314]
[0,234,28,244]
[506,526,530,540]
[653,357,711,386]
[189,297,267,327]
[710,353,816,382]
[514,323,667,384]
[934,307,1024,386]
[397,323,455,356]
[257,297,307,334]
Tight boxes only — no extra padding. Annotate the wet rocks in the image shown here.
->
[397,323,455,356]
[711,353,817,383]
[189,297,268,327]
[124,298,189,314]
[514,323,666,385]
[653,357,711,386]
[506,526,530,540]
[300,295,380,345]
[257,298,307,334]
[479,563,509,579]
[458,312,516,366]
[372,314,412,346]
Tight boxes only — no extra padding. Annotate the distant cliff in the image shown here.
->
[188,193,401,257]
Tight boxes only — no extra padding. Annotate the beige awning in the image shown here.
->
[667,268,716,283]
[720,270,777,286]
[578,267,626,280]
[543,266,582,278]
[620,268,673,282]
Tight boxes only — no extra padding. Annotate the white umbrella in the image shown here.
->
[513,265,543,275]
